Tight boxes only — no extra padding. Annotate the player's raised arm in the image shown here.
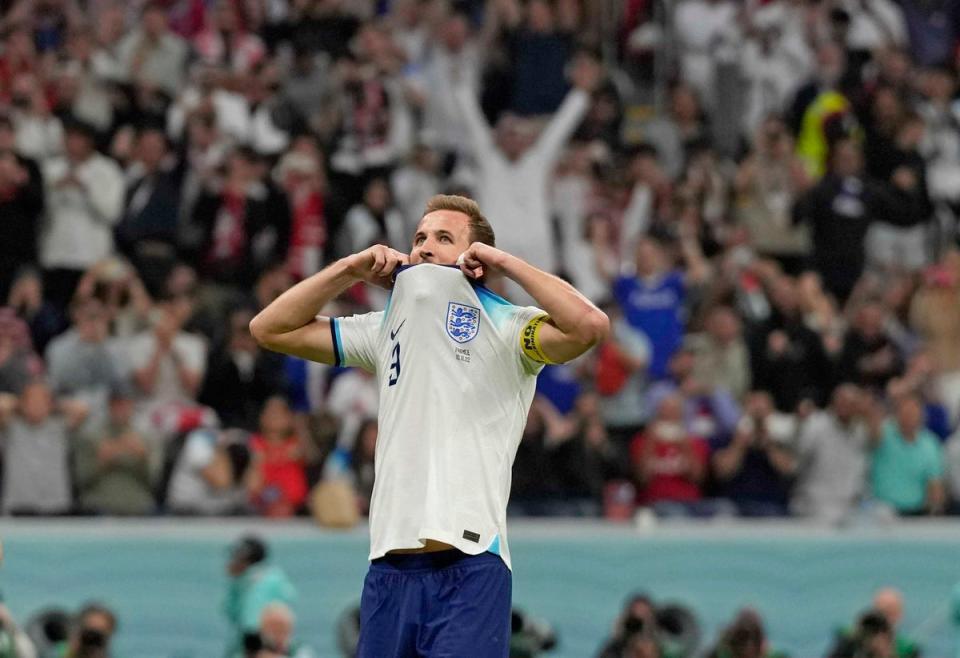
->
[458,243,610,364]
[250,245,408,363]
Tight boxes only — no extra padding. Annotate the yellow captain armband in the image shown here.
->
[520,314,559,365]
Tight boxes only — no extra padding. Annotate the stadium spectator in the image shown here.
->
[223,536,296,657]
[166,428,251,515]
[0,308,43,395]
[630,393,717,517]
[688,305,751,401]
[274,137,327,281]
[127,295,205,411]
[454,51,600,279]
[190,146,290,289]
[40,119,125,311]
[749,275,832,412]
[916,65,960,211]
[8,72,63,162]
[673,0,738,114]
[792,138,916,303]
[349,418,377,516]
[282,47,335,141]
[871,394,946,515]
[594,305,651,449]
[0,381,88,515]
[114,126,182,277]
[338,177,409,257]
[0,114,43,302]
[74,381,157,515]
[5,268,64,356]
[837,300,903,391]
[390,144,442,246]
[247,396,308,517]
[45,297,119,400]
[642,82,710,180]
[738,15,812,139]
[539,390,621,512]
[71,258,154,340]
[496,0,579,117]
[326,23,412,218]
[865,113,934,273]
[115,2,189,98]
[199,308,285,432]
[791,384,872,521]
[511,399,561,514]
[712,391,797,517]
[193,1,265,73]
[909,250,960,425]
[325,367,378,453]
[611,236,690,381]
[408,10,483,160]
[731,116,811,274]
[646,348,741,446]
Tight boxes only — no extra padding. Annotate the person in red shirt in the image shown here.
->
[248,396,308,517]
[630,393,729,517]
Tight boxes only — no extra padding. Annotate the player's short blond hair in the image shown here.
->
[423,195,496,248]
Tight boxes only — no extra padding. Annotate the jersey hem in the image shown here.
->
[369,530,512,570]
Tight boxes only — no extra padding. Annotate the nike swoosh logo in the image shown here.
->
[390,319,406,340]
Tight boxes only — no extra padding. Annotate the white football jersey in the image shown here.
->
[331,264,547,569]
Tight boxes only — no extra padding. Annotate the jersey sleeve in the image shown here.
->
[330,312,384,373]
[504,305,553,376]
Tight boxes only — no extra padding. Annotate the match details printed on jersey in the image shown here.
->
[445,302,480,344]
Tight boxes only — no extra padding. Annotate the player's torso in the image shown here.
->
[372,264,524,433]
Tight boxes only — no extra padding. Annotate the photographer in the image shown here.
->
[243,603,314,658]
[828,610,898,658]
[60,603,117,658]
[224,537,296,658]
[596,594,666,658]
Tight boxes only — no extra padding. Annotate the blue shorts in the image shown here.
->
[356,551,512,658]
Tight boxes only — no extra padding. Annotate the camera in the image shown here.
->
[243,631,286,657]
[79,628,107,648]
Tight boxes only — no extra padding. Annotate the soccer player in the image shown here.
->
[250,194,609,658]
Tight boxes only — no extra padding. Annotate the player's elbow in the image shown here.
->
[579,309,610,347]
[248,313,274,349]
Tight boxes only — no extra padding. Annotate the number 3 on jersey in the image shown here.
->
[388,341,401,386]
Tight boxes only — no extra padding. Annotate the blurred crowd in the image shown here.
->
[2,0,960,522]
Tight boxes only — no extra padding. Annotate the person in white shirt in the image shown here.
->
[454,53,602,282]
[41,119,125,309]
[409,11,483,159]
[250,194,608,658]
[127,296,206,413]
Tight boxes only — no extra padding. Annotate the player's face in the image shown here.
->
[410,211,473,266]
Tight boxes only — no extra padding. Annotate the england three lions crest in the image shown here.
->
[446,302,480,344]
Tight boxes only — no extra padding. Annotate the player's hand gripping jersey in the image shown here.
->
[331,264,550,568]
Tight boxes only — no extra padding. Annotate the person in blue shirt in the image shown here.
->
[608,233,708,380]
[870,395,946,515]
